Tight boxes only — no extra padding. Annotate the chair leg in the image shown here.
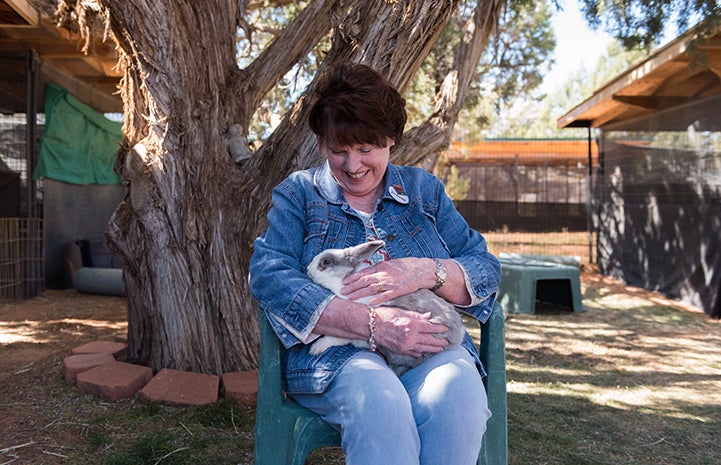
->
[478,301,508,465]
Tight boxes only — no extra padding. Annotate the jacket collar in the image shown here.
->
[314,161,410,206]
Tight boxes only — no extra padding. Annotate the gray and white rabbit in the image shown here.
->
[307,240,464,376]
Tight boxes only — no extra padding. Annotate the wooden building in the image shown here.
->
[559,21,721,318]
[444,139,598,233]
[1,0,122,296]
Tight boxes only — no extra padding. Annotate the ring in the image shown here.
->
[375,284,383,293]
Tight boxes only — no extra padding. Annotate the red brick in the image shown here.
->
[62,353,115,385]
[222,370,258,408]
[76,361,153,401]
[71,340,127,356]
[139,368,219,406]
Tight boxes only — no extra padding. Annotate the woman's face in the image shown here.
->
[325,139,393,200]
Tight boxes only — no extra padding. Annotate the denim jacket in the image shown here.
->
[250,162,500,394]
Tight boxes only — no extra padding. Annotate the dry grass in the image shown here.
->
[504,270,721,465]
[1,270,720,464]
[485,231,595,264]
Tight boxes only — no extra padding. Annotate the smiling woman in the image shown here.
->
[250,61,501,465]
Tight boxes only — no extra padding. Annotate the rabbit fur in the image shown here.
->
[306,240,464,376]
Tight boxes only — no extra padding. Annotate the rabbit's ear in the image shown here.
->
[347,241,385,265]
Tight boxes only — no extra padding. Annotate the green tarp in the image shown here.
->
[34,84,123,185]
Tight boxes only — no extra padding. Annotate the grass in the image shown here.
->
[485,231,594,263]
[2,274,720,465]
[503,279,721,465]
[59,400,255,464]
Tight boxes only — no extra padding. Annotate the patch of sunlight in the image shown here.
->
[591,385,721,421]
[54,319,126,330]
[0,319,125,344]
[509,366,586,377]
[1,321,41,343]
[0,332,31,343]
[592,293,654,309]
[509,379,721,422]
[507,380,590,397]
[507,318,622,334]
[509,326,629,342]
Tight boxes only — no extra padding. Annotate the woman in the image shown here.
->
[250,61,501,465]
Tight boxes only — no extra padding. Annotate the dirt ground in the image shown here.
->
[0,270,715,464]
[0,290,128,463]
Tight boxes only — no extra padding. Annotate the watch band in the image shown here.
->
[431,259,446,291]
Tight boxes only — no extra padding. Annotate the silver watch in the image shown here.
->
[431,259,447,291]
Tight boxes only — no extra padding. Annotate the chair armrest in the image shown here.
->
[257,308,284,399]
[477,300,508,465]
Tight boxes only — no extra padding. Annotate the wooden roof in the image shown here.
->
[447,139,599,166]
[0,0,121,113]
[558,22,721,129]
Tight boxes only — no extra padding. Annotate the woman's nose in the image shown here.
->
[345,151,364,169]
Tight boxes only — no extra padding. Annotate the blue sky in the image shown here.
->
[542,0,613,92]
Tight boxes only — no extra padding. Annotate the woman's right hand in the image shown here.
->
[372,306,448,358]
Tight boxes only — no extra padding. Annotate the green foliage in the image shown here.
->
[232,0,720,150]
[456,0,721,141]
[236,1,325,142]
[578,0,721,49]
[443,165,471,200]
[234,1,557,147]
[408,0,556,133]
[479,0,557,106]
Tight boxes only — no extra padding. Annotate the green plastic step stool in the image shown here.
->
[254,301,508,465]
[497,256,584,314]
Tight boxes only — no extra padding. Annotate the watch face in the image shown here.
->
[440,263,447,280]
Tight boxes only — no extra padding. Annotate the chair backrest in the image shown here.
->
[254,301,508,465]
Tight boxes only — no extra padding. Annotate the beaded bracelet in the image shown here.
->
[367,305,377,352]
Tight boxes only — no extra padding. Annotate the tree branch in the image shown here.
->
[232,0,343,127]
[392,0,505,169]
[245,0,465,227]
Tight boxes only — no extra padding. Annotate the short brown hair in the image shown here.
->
[308,61,407,148]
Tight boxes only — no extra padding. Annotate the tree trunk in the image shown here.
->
[54,0,505,374]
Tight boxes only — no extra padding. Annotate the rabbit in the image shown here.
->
[306,240,464,376]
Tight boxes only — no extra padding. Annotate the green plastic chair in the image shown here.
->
[254,301,508,465]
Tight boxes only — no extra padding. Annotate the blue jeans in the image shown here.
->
[292,347,491,465]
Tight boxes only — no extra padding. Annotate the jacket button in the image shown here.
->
[386,234,395,242]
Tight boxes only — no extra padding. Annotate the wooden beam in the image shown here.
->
[558,23,721,128]
[39,60,122,113]
[710,65,721,80]
[612,95,698,109]
[4,0,39,27]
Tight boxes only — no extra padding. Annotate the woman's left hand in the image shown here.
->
[341,257,434,305]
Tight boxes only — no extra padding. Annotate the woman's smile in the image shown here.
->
[325,140,392,200]
[347,169,370,180]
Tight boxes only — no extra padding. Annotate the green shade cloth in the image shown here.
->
[34,84,123,185]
